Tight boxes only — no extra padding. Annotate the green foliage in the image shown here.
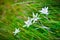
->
[0,0,60,40]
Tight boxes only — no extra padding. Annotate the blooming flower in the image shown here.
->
[32,12,40,23]
[13,28,20,35]
[39,7,48,15]
[23,17,32,28]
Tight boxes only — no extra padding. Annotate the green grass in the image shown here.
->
[0,0,60,40]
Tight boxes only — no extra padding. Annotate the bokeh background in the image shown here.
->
[0,0,60,40]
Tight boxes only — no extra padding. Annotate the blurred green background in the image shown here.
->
[0,0,60,40]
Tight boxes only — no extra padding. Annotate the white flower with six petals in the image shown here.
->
[23,17,32,28]
[39,7,48,15]
[13,28,20,35]
[32,12,40,23]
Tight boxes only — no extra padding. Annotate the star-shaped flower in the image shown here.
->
[32,12,40,23]
[13,28,20,35]
[23,17,32,28]
[39,7,48,15]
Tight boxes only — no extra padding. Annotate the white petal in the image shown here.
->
[33,12,35,17]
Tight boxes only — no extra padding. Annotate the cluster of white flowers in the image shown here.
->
[23,7,49,28]
[13,7,49,35]
[23,12,40,28]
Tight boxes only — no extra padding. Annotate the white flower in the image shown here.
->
[23,17,32,28]
[13,28,20,35]
[39,7,48,15]
[32,12,40,23]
